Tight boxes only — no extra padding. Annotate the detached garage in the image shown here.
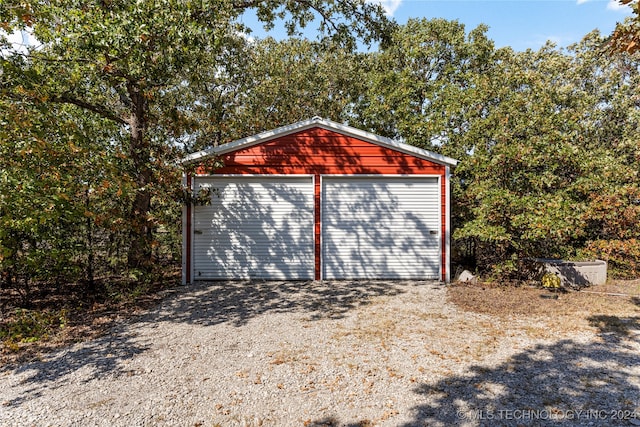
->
[181,117,457,284]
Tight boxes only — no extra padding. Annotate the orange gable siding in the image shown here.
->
[200,128,445,176]
[193,127,449,281]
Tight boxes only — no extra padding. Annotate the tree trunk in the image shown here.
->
[85,186,95,295]
[127,186,153,270]
[126,83,154,270]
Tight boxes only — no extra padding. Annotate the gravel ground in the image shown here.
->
[1,280,640,427]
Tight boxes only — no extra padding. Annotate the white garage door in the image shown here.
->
[193,176,314,280]
[322,177,441,280]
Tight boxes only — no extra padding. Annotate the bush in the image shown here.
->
[0,308,68,352]
[580,239,640,279]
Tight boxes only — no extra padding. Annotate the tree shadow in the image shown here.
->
[193,178,315,280]
[149,279,414,327]
[1,279,421,409]
[404,321,640,426]
[588,314,640,344]
[2,324,149,407]
[305,417,373,427]
[321,178,441,280]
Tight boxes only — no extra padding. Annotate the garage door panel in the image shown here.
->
[194,177,314,280]
[322,177,440,280]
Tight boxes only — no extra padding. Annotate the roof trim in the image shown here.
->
[181,117,459,167]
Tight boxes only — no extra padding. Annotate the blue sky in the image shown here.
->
[387,0,632,50]
[242,0,633,51]
[3,1,633,54]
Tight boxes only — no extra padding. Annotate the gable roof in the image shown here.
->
[181,117,458,167]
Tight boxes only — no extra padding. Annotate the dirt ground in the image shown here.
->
[0,272,181,366]
[2,277,640,367]
[449,279,640,316]
[448,279,640,338]
[2,279,639,426]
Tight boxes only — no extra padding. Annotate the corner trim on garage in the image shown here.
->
[445,166,452,284]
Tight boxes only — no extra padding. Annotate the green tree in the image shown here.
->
[0,88,126,300]
[232,37,368,142]
[456,45,588,273]
[0,0,390,270]
[571,31,640,276]
[457,33,640,278]
[235,38,367,134]
[163,34,373,154]
[351,18,495,158]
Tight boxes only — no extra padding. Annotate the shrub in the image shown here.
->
[580,239,640,279]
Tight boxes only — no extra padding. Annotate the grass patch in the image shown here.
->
[333,310,400,351]
[0,308,68,352]
[0,267,180,365]
[448,280,640,318]
[447,279,640,336]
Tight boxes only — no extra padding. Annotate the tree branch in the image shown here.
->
[231,0,340,34]
[50,93,128,125]
[295,0,341,33]
[231,0,260,9]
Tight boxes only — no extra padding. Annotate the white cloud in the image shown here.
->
[576,0,632,13]
[606,0,632,11]
[368,0,403,16]
[237,30,255,44]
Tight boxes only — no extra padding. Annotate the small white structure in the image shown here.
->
[534,259,607,287]
[456,270,478,284]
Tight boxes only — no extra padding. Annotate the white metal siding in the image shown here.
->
[322,177,441,279]
[193,176,314,280]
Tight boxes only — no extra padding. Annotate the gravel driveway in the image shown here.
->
[1,280,639,426]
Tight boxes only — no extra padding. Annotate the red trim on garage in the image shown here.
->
[314,175,321,280]
[441,176,447,282]
[186,173,192,284]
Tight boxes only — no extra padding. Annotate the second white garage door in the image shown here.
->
[322,177,441,280]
